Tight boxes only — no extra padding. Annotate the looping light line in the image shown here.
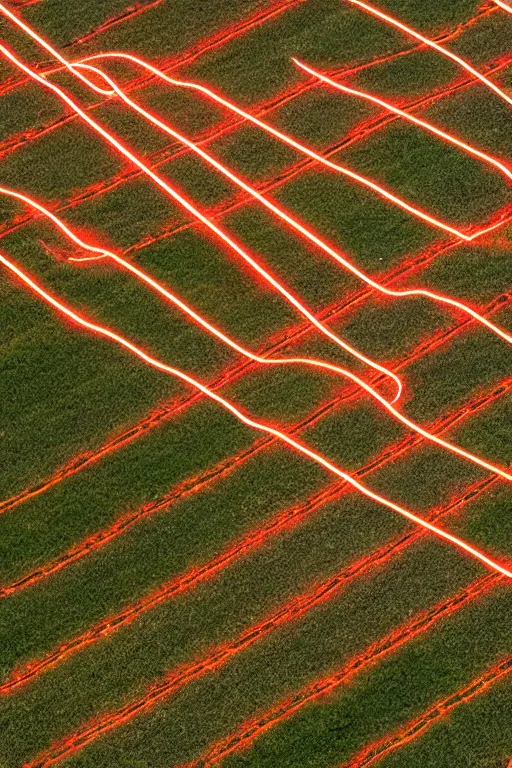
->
[3,184,511,484]
[346,0,512,107]
[67,55,512,350]
[2,249,511,579]
[0,42,404,402]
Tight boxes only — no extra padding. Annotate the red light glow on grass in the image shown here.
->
[347,0,512,108]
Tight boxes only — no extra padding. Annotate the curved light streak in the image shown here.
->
[0,2,114,96]
[2,249,511,579]
[75,52,498,242]
[293,58,512,182]
[0,43,403,401]
[0,3,499,241]
[65,57,512,349]
[347,0,512,107]
[3,184,511,483]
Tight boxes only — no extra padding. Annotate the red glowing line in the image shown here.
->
[0,3,114,96]
[4,185,512,484]
[62,59,512,349]
[0,43,404,400]
[188,575,501,768]
[25,573,499,768]
[0,8,500,162]
[76,52,497,242]
[3,252,511,579]
[494,0,512,13]
[0,410,502,694]
[339,658,512,768]
[61,0,167,48]
[0,187,398,404]
[293,59,512,182]
[2,224,511,520]
[347,0,512,107]
[0,0,307,101]
[1,8,500,241]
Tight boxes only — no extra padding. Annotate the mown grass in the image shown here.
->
[1,0,511,765]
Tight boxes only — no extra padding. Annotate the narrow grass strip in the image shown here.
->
[337,657,512,768]
[2,209,511,518]
[24,574,500,768]
[1,370,508,605]
[184,575,501,768]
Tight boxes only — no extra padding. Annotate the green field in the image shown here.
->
[0,0,511,765]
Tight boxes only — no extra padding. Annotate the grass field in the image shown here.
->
[0,0,511,765]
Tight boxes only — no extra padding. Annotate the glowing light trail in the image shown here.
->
[1,7,501,241]
[1,8,502,161]
[293,59,512,182]
[0,43,404,400]
[0,3,114,96]
[347,0,512,107]
[4,185,512,484]
[61,59,512,349]
[0,426,501,694]
[3,252,512,579]
[75,51,501,242]
[188,575,501,768]
[494,0,512,14]
[0,0,306,99]
[0,186,400,400]
[2,211,511,520]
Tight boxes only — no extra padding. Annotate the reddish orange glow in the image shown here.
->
[3,187,512,488]
[0,3,114,95]
[293,58,512,182]
[2,251,512,578]
[339,658,512,768]
[65,59,512,349]
[4,211,510,521]
[0,44,408,400]
[75,51,505,241]
[24,573,499,767]
[187,574,501,768]
[2,7,506,241]
[0,463,499,694]
[347,0,512,107]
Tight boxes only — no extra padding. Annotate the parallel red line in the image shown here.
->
[337,657,512,768]
[9,192,512,487]
[348,0,512,107]
[2,44,407,397]
[6,2,509,240]
[0,0,306,100]
[24,573,501,767]
[2,367,509,606]
[292,58,512,181]
[1,11,502,160]
[5,251,509,568]
[0,436,501,694]
[2,204,511,517]
[109,58,512,255]
[5,52,511,244]
[44,58,512,352]
[61,0,169,48]
[187,575,502,768]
